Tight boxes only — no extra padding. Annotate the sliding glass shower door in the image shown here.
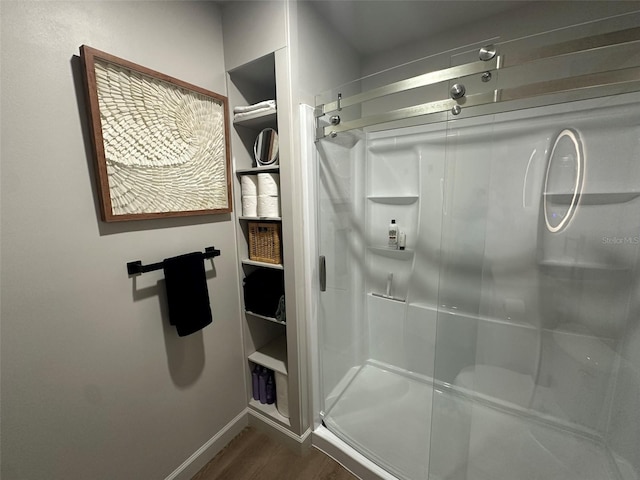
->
[315,50,453,480]
[428,91,640,480]
[315,129,367,419]
[427,21,640,480]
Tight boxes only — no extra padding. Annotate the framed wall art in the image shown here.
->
[80,45,232,221]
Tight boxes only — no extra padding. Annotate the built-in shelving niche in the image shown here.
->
[229,51,292,430]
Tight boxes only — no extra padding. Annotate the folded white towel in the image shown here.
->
[233,105,276,121]
[233,100,276,114]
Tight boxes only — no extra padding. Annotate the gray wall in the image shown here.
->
[221,0,288,71]
[291,0,361,106]
[0,2,246,479]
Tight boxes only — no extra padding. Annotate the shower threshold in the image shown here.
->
[321,362,622,480]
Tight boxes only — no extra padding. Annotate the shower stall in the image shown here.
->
[310,14,640,480]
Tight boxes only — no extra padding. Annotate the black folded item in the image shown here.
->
[163,252,213,337]
[243,269,284,318]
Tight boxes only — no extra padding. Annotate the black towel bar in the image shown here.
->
[127,246,221,276]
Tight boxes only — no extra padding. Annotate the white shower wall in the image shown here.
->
[375,93,638,413]
[365,123,446,379]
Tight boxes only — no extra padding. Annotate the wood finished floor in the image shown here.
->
[192,427,358,480]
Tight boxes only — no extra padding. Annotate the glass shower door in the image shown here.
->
[427,37,640,479]
[315,129,367,420]
[315,52,452,478]
[314,126,430,474]
[316,123,440,480]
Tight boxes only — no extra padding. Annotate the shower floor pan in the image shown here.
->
[322,363,620,480]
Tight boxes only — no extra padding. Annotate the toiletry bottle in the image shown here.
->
[388,219,398,249]
[259,367,269,404]
[398,232,406,250]
[252,364,260,401]
[265,373,276,405]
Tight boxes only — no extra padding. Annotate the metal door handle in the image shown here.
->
[319,255,326,292]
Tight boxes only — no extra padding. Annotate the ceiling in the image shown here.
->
[307,0,533,57]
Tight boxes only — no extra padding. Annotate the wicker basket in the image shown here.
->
[248,222,282,264]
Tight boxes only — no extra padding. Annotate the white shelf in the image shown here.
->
[368,246,415,260]
[367,195,419,205]
[544,191,640,205]
[236,165,280,175]
[368,292,406,303]
[249,398,291,427]
[233,108,277,129]
[538,260,630,272]
[238,216,282,221]
[248,336,287,375]
[246,310,286,325]
[242,259,284,270]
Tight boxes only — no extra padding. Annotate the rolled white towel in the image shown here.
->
[257,195,280,218]
[241,175,258,196]
[257,173,280,196]
[242,195,258,217]
[233,99,276,114]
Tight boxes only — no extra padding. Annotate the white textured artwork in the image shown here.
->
[94,59,228,215]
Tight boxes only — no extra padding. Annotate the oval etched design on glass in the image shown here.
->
[543,129,585,233]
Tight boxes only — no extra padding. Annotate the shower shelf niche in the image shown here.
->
[367,195,419,205]
[538,260,631,272]
[368,246,414,260]
[544,191,640,205]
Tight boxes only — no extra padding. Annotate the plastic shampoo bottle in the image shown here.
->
[388,219,398,248]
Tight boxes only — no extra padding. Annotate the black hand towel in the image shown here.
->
[243,269,284,317]
[163,252,212,337]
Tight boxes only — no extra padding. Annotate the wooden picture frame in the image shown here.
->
[80,45,232,221]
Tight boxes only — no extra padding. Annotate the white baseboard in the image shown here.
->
[164,409,249,480]
[248,409,312,454]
